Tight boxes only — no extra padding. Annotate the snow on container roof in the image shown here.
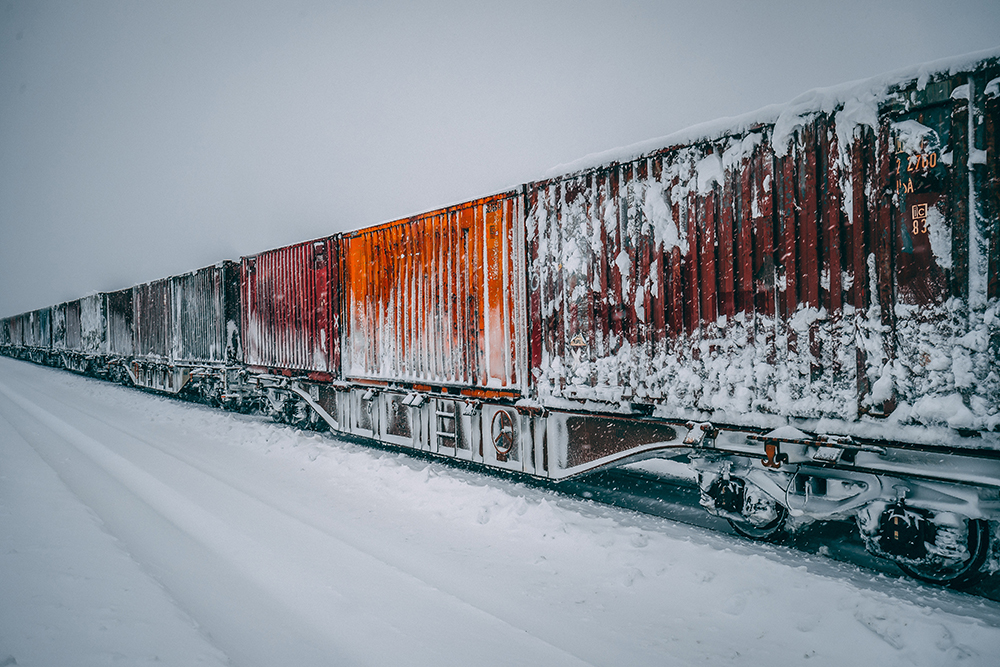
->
[546,46,1000,178]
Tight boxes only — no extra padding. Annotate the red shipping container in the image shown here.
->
[241,238,337,374]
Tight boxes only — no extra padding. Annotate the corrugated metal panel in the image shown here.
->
[24,308,51,348]
[135,279,172,359]
[51,300,82,350]
[0,318,10,346]
[52,303,68,349]
[107,289,134,356]
[172,263,234,363]
[68,301,82,349]
[341,191,526,390]
[79,294,107,354]
[242,239,334,373]
[526,75,999,425]
[8,315,24,346]
[528,130,861,417]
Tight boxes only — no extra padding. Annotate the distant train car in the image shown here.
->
[9,308,53,364]
[239,237,339,423]
[51,294,109,374]
[129,262,241,399]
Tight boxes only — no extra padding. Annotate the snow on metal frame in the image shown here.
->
[549,47,1000,178]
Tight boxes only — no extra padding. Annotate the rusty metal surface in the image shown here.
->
[106,288,134,356]
[526,69,1000,425]
[340,191,526,391]
[241,238,335,373]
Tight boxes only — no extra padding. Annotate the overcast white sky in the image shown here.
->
[1,0,998,317]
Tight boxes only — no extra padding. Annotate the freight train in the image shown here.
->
[3,49,1000,587]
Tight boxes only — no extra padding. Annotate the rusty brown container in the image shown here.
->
[526,64,1000,429]
[241,238,336,374]
[340,191,526,393]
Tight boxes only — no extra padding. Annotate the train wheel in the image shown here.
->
[728,503,788,542]
[896,519,991,588]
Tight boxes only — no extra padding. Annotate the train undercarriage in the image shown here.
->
[689,425,1000,587]
[254,373,1000,588]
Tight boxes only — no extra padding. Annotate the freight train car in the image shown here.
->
[128,262,241,399]
[239,237,339,423]
[521,54,1000,584]
[2,49,999,586]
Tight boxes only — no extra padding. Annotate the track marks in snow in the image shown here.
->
[0,378,593,667]
[5,358,1000,666]
[0,404,230,666]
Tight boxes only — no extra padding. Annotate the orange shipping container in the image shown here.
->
[341,191,527,392]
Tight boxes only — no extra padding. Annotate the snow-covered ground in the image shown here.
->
[2,357,1000,666]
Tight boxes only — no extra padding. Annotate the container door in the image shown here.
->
[887,95,960,414]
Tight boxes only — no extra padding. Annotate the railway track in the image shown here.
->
[556,464,1000,601]
[321,422,1000,599]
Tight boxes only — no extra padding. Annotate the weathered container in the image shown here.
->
[79,293,107,354]
[52,303,68,349]
[172,262,240,364]
[8,315,24,347]
[526,65,1000,433]
[106,288,134,356]
[241,238,336,374]
[23,308,52,349]
[51,300,79,350]
[340,191,527,392]
[134,278,172,360]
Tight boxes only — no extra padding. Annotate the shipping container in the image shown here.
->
[52,300,79,350]
[526,64,1000,435]
[242,238,336,374]
[79,293,107,354]
[340,191,527,393]
[106,288,134,356]
[8,314,24,347]
[23,308,52,349]
[172,262,240,364]
[134,278,172,360]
